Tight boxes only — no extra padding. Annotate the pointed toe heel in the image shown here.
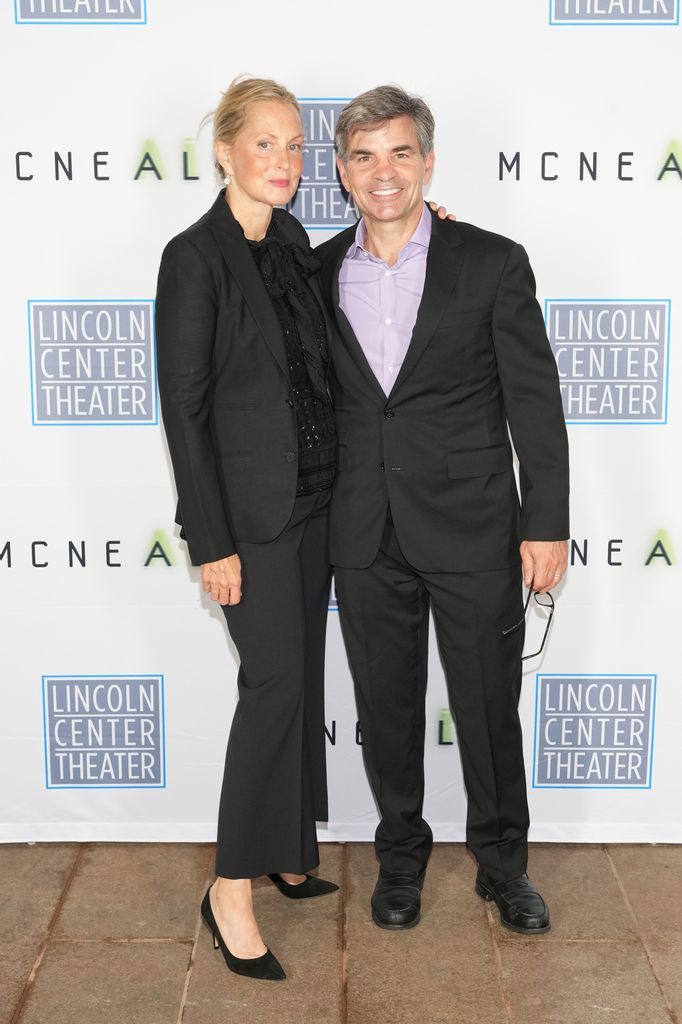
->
[268,872,340,899]
[201,887,286,981]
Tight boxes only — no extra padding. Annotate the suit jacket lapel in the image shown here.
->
[207,192,289,379]
[330,251,387,402]
[388,216,465,398]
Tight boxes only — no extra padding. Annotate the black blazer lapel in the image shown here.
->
[389,214,465,398]
[324,237,386,403]
[207,192,289,379]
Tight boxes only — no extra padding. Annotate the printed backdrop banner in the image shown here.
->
[1,0,680,843]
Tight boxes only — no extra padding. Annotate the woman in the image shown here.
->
[155,78,339,983]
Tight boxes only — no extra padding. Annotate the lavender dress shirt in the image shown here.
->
[338,203,432,396]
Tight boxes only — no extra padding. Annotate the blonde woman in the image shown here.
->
[156,78,339,982]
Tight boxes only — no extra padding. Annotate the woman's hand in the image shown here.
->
[201,554,242,606]
[428,201,456,221]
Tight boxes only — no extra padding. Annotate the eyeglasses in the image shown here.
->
[501,589,555,661]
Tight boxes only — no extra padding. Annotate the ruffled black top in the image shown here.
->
[247,221,337,496]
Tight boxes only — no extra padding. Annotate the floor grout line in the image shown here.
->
[9,842,87,1024]
[340,843,349,1024]
[484,902,514,1022]
[605,846,680,1024]
[495,937,641,945]
[50,936,196,945]
[175,846,215,1024]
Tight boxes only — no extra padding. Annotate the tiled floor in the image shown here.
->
[1,842,680,1024]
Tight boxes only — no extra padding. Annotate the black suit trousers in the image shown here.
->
[215,488,331,879]
[334,509,530,884]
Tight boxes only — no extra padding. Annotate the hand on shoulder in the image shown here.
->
[428,200,456,222]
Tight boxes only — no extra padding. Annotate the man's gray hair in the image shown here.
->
[335,85,435,163]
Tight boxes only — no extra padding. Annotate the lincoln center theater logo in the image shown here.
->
[29,300,157,425]
[43,675,165,788]
[534,675,656,788]
[15,0,147,23]
[545,299,670,423]
[550,0,679,23]
[288,100,358,231]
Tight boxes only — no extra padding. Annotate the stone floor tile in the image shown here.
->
[646,943,682,1021]
[16,942,190,1024]
[501,940,672,1024]
[55,843,211,940]
[346,844,508,1024]
[493,843,638,942]
[608,845,682,940]
[182,843,342,1024]
[0,943,41,1024]
[609,843,682,1018]
[0,844,78,943]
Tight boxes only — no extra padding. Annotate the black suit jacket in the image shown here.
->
[317,207,570,572]
[155,191,325,566]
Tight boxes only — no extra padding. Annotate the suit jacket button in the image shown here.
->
[384,408,395,418]
[285,399,294,408]
[285,451,296,462]
[380,462,385,471]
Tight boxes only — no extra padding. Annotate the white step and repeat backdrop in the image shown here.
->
[1,0,680,844]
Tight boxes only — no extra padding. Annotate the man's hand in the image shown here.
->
[520,540,568,594]
[201,554,242,606]
[428,200,456,221]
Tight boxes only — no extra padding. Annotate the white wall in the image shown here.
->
[1,0,680,842]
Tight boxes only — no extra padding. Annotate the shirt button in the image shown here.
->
[285,451,296,462]
[385,270,391,277]
[385,317,392,325]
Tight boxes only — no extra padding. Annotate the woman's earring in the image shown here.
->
[224,173,232,186]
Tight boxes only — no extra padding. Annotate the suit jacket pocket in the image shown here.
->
[222,450,255,460]
[446,445,511,479]
[437,306,491,329]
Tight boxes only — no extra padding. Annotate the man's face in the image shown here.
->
[337,115,434,229]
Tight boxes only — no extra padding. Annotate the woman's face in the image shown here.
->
[216,100,304,212]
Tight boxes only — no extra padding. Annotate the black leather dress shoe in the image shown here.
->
[371,869,426,930]
[475,870,550,934]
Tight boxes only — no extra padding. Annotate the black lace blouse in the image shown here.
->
[247,222,337,496]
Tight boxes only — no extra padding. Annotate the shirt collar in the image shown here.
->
[346,202,432,261]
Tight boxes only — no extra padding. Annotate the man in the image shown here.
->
[317,86,569,935]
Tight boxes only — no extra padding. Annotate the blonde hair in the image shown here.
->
[209,76,300,174]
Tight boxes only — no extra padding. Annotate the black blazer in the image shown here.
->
[155,191,326,566]
[317,207,570,572]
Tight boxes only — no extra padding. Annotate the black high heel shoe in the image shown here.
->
[200,886,286,981]
[268,873,340,899]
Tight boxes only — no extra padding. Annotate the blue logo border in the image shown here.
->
[549,0,679,24]
[28,298,158,427]
[292,98,354,232]
[42,673,166,790]
[15,0,147,24]
[544,298,671,425]
[532,672,657,789]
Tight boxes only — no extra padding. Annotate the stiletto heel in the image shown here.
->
[201,886,286,981]
[268,873,339,899]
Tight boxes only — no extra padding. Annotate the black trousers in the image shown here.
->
[215,488,331,879]
[334,509,529,884]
